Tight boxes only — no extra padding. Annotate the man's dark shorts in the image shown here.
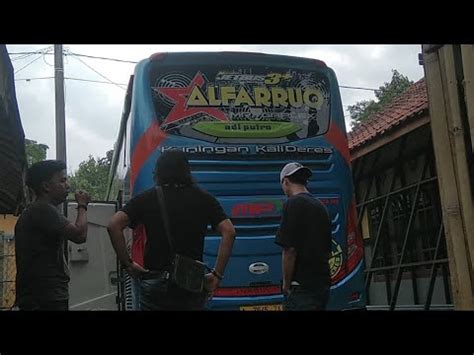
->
[283,285,329,311]
[18,298,69,311]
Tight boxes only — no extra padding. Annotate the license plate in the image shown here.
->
[240,304,283,311]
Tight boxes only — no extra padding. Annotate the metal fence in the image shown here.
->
[0,231,16,310]
[353,126,453,310]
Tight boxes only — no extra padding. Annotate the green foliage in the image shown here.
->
[349,69,414,127]
[25,139,49,166]
[68,150,113,200]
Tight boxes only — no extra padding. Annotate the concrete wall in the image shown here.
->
[369,276,449,308]
[68,202,118,310]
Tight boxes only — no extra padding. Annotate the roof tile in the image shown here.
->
[348,78,428,151]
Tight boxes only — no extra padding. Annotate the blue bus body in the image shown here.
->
[112,51,365,310]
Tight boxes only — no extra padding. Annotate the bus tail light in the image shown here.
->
[346,200,364,274]
[213,285,281,297]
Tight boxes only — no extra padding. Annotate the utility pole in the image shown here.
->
[54,44,69,262]
[54,44,66,164]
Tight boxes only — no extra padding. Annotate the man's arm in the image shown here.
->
[107,211,148,278]
[62,190,90,244]
[205,218,236,292]
[213,218,236,276]
[275,198,302,296]
[282,247,297,296]
[63,207,88,244]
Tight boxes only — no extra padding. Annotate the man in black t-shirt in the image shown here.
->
[107,150,236,310]
[275,162,332,311]
[15,160,91,310]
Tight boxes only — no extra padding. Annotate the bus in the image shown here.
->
[107,51,366,310]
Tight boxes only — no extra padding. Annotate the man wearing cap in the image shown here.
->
[275,162,332,310]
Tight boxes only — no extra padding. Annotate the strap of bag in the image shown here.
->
[155,185,215,275]
[155,186,175,255]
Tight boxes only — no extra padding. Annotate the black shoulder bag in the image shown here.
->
[156,186,207,293]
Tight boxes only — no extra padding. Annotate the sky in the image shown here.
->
[6,45,424,174]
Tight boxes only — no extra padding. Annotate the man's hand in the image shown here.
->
[282,247,297,297]
[204,273,220,299]
[75,190,91,205]
[126,261,149,279]
[282,281,290,297]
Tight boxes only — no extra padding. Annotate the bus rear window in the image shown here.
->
[150,64,331,143]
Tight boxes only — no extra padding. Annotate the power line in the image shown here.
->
[10,52,38,61]
[10,50,383,92]
[65,77,127,87]
[14,76,127,88]
[339,85,378,92]
[9,47,53,57]
[16,76,375,94]
[65,51,138,64]
[9,46,54,61]
[11,50,138,64]
[68,53,127,90]
[42,52,55,67]
[15,75,376,94]
[15,76,54,82]
[13,47,55,75]
[14,54,44,75]
[9,51,48,55]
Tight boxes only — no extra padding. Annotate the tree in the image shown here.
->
[349,69,414,127]
[25,139,49,167]
[68,150,113,200]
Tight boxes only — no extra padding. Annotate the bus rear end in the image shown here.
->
[129,51,365,310]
